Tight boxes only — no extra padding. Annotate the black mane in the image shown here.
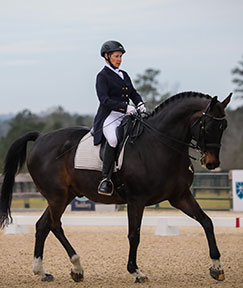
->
[148,91,212,118]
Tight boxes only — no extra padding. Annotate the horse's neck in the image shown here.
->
[148,98,208,141]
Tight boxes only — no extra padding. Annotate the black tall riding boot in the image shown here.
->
[98,143,116,196]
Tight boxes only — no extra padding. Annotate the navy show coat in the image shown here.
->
[93,66,142,145]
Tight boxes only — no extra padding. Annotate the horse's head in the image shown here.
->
[191,93,232,170]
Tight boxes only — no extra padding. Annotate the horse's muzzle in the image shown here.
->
[204,152,220,170]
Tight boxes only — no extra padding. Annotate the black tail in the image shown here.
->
[0,131,40,228]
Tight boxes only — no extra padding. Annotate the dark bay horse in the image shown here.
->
[0,91,231,283]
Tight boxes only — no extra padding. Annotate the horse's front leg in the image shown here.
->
[170,192,224,281]
[127,202,148,283]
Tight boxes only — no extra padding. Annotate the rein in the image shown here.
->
[134,99,226,161]
[132,113,197,160]
[55,98,226,162]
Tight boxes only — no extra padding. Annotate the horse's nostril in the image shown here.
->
[206,161,220,170]
[206,163,214,170]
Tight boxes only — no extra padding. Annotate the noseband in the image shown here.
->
[191,101,226,151]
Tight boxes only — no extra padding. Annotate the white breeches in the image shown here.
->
[103,111,126,148]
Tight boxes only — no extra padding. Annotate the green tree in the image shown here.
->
[232,54,243,98]
[134,68,171,111]
[0,107,95,172]
[42,106,75,131]
[75,114,93,128]
[0,109,45,171]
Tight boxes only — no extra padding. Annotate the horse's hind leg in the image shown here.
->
[33,198,83,282]
[169,191,224,281]
[33,208,54,281]
[48,200,84,282]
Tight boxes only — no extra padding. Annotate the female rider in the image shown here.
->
[93,40,146,196]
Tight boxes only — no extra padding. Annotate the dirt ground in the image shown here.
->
[0,210,243,288]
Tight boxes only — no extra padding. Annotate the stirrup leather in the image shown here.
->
[98,178,114,196]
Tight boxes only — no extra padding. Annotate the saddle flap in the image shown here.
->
[115,115,144,161]
[99,115,144,164]
[117,115,144,144]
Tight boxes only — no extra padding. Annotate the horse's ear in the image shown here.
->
[221,92,232,108]
[209,96,218,109]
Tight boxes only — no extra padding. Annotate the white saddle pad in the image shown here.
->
[74,132,126,172]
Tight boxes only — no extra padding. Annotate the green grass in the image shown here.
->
[194,191,231,210]
[11,198,47,209]
[149,191,232,210]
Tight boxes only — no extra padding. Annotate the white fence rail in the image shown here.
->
[4,215,242,235]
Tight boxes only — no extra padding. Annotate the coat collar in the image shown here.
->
[103,66,125,83]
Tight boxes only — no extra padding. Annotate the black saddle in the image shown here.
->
[99,114,144,164]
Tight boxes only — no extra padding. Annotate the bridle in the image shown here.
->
[133,98,226,160]
[190,100,226,151]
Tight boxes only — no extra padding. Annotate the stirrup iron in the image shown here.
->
[98,178,114,196]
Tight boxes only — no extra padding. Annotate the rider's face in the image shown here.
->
[105,51,123,68]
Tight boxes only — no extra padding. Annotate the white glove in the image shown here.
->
[126,105,136,115]
[137,102,146,113]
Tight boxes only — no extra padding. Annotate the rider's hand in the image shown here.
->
[126,105,136,115]
[137,102,146,113]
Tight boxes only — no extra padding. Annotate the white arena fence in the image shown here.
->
[0,172,233,211]
[4,215,243,236]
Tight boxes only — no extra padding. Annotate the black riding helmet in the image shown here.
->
[100,40,126,58]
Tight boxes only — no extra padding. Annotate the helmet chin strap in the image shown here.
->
[105,54,118,70]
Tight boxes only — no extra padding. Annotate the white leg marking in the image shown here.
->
[70,254,84,275]
[212,259,223,271]
[32,257,46,277]
[132,269,148,283]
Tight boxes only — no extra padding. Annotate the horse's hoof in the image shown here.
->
[209,267,225,281]
[133,269,148,283]
[135,275,148,283]
[41,273,54,282]
[70,270,84,282]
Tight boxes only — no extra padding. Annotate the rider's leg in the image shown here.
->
[98,111,123,196]
[98,142,116,195]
